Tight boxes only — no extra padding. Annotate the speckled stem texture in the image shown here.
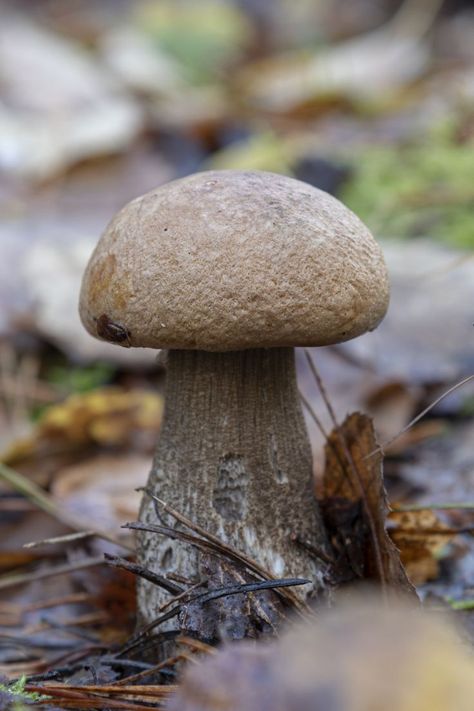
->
[137,348,330,646]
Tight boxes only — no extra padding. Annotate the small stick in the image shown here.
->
[299,391,329,439]
[16,592,93,612]
[192,577,311,605]
[24,531,97,548]
[177,636,216,654]
[111,654,187,686]
[140,490,311,614]
[105,554,184,595]
[159,579,204,612]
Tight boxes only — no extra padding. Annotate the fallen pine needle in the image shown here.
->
[24,531,97,548]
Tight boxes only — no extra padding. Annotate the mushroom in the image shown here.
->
[79,170,389,639]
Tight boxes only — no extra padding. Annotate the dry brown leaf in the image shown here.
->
[321,412,416,596]
[388,509,455,585]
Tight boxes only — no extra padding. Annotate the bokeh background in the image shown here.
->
[0,0,473,612]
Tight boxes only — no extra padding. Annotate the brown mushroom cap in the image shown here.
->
[79,170,389,351]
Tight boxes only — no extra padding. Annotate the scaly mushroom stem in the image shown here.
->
[137,348,331,639]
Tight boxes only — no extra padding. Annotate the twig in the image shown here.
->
[110,653,187,686]
[12,592,93,612]
[104,554,183,595]
[137,490,310,614]
[192,577,310,605]
[26,682,177,704]
[25,682,171,709]
[177,636,216,655]
[159,579,205,612]
[24,531,97,548]
[38,616,100,643]
[116,606,186,657]
[299,391,329,439]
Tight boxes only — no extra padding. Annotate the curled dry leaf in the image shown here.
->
[320,412,416,596]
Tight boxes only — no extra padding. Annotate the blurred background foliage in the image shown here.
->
[0,0,473,396]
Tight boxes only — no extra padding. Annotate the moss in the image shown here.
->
[341,122,474,248]
[0,676,50,708]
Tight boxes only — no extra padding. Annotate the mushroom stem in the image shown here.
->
[137,348,331,639]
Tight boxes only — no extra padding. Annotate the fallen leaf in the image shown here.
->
[320,412,416,596]
[2,387,163,465]
[101,26,184,95]
[363,380,419,443]
[0,18,143,180]
[388,509,455,584]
